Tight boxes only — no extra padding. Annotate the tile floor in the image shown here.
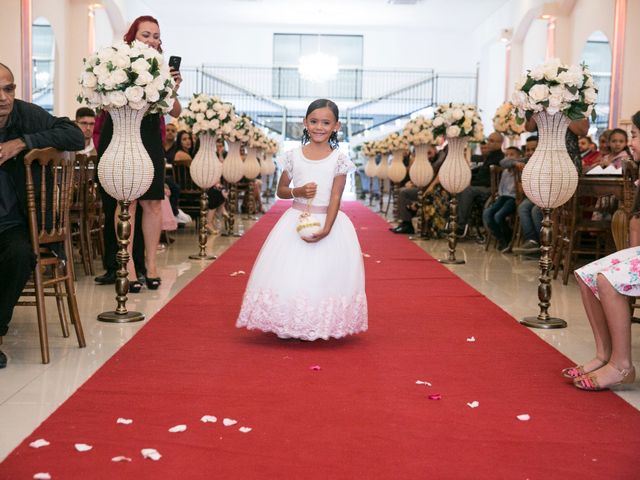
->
[0,202,638,461]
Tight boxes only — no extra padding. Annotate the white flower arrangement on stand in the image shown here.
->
[78,40,174,115]
[77,40,175,322]
[179,94,236,258]
[493,101,525,139]
[431,103,483,265]
[510,58,598,330]
[222,113,255,236]
[402,116,434,146]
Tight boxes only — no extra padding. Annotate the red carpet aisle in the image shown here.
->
[2,202,640,479]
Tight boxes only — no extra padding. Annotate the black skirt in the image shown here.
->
[97,112,166,200]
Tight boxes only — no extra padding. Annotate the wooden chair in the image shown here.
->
[172,160,201,221]
[17,148,86,364]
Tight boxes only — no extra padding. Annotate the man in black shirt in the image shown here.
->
[0,63,84,368]
[456,132,504,236]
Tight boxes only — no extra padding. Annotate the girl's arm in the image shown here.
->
[304,174,346,243]
[276,171,316,199]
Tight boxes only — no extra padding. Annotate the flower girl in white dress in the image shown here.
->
[236,99,368,340]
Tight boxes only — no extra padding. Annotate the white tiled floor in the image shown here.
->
[0,201,638,461]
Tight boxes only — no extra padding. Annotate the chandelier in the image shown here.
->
[298,52,339,83]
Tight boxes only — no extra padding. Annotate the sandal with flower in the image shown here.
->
[561,357,607,379]
[573,363,636,391]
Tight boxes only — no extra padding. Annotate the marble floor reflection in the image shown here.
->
[1,202,638,461]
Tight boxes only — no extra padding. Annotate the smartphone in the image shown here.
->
[168,55,181,72]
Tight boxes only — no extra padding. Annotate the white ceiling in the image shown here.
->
[127,0,511,30]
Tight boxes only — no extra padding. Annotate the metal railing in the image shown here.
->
[179,66,477,140]
[346,73,477,137]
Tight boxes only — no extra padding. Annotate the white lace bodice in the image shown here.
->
[281,148,355,207]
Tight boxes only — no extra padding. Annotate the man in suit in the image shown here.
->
[0,63,84,368]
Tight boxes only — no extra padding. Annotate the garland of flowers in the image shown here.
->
[432,103,484,141]
[402,116,434,146]
[78,40,174,114]
[493,101,525,136]
[511,58,598,121]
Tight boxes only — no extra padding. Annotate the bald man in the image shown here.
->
[455,132,504,237]
[0,63,84,368]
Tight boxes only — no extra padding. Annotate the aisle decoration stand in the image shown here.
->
[222,114,254,236]
[361,141,379,207]
[512,58,598,329]
[181,93,233,260]
[78,40,175,322]
[386,132,409,220]
[261,138,279,204]
[404,116,435,236]
[493,101,526,147]
[432,103,484,264]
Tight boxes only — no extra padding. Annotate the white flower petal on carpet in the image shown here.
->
[29,439,50,449]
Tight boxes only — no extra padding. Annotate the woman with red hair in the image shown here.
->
[95,15,182,292]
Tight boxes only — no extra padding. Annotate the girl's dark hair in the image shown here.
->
[632,111,640,130]
[609,128,628,142]
[302,98,340,149]
[123,15,162,52]
[176,130,193,155]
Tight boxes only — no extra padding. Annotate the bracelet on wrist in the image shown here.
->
[291,187,296,199]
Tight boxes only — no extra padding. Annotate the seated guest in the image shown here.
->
[578,135,601,171]
[174,130,194,161]
[456,132,504,237]
[163,122,178,165]
[568,109,638,391]
[482,146,525,252]
[391,145,437,234]
[75,107,96,155]
[0,63,84,368]
[598,129,612,158]
[511,136,543,255]
[600,128,634,169]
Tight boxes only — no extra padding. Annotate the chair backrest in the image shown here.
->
[24,148,73,246]
[489,165,503,200]
[173,160,199,192]
[74,153,99,214]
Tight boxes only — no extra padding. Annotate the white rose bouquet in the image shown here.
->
[78,40,175,114]
[402,116,434,146]
[265,138,280,155]
[250,127,270,150]
[361,141,379,157]
[225,113,255,144]
[492,102,525,136]
[181,93,235,137]
[432,103,484,141]
[511,58,598,121]
[382,132,409,153]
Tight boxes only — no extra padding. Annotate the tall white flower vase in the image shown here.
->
[260,152,277,204]
[410,144,435,237]
[388,149,407,220]
[243,147,262,220]
[221,141,244,237]
[520,111,578,330]
[376,154,389,213]
[364,155,377,206]
[97,104,154,323]
[189,132,222,261]
[438,136,471,265]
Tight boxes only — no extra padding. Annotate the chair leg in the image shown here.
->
[33,266,50,364]
[562,233,576,285]
[63,238,86,348]
[82,218,95,276]
[53,266,70,338]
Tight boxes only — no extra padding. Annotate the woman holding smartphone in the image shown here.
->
[96,15,182,292]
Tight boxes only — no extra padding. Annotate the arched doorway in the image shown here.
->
[580,31,611,135]
[32,17,55,112]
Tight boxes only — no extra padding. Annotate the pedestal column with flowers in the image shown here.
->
[260,138,279,205]
[243,143,262,219]
[404,116,435,236]
[376,149,390,214]
[78,40,175,322]
[180,94,233,260]
[361,141,380,207]
[493,101,526,148]
[386,132,409,220]
[511,58,598,329]
[222,114,254,237]
[432,103,484,264]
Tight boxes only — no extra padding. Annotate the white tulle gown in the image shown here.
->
[236,147,368,340]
